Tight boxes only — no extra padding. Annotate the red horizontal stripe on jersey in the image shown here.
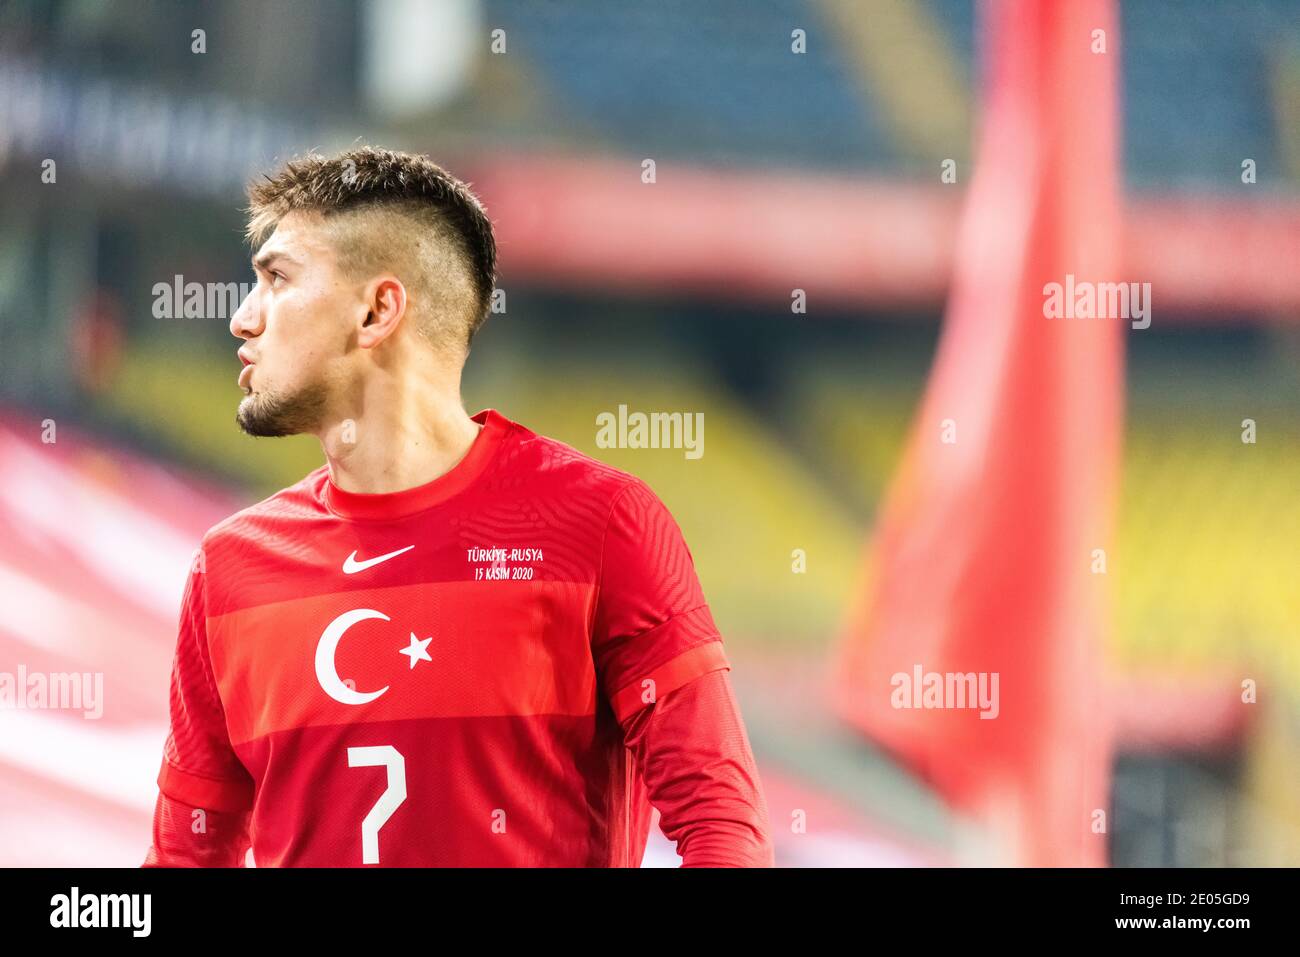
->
[157,758,254,813]
[207,579,596,746]
[609,639,730,722]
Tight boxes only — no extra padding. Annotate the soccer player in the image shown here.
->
[143,147,774,867]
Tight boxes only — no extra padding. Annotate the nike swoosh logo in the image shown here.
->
[343,545,415,574]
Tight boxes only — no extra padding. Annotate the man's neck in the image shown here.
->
[319,381,481,496]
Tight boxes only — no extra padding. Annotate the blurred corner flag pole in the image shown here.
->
[832,0,1122,867]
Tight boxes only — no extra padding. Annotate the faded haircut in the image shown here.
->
[245,146,497,351]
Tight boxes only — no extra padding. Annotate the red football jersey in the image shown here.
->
[151,409,751,866]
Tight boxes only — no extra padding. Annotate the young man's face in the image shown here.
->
[230,212,363,437]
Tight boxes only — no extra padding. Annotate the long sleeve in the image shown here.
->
[591,478,774,866]
[144,548,255,866]
[621,668,775,867]
[142,792,252,867]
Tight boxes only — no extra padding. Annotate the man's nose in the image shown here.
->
[230,288,261,340]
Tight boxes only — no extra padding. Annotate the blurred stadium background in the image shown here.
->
[0,0,1297,867]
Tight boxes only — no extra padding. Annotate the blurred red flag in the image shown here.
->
[833,0,1122,866]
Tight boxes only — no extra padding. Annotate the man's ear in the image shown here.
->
[356,276,407,349]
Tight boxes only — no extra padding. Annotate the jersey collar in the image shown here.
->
[324,409,510,521]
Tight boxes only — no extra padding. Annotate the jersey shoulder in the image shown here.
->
[494,418,644,505]
[199,465,329,555]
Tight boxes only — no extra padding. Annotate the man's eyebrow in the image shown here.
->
[252,250,299,271]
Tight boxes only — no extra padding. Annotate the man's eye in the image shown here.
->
[271,272,286,285]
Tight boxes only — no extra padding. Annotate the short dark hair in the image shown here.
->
[246,146,497,348]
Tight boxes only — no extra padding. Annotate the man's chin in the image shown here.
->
[236,392,318,438]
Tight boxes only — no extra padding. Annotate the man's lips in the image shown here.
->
[237,353,254,389]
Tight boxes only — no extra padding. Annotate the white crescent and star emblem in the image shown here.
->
[314,609,436,705]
